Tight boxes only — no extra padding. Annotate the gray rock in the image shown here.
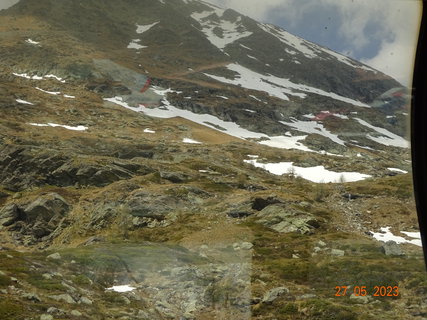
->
[262,287,289,304]
[82,236,105,246]
[0,204,21,226]
[381,241,404,256]
[49,293,75,304]
[126,192,177,220]
[40,315,53,320]
[70,310,83,316]
[300,294,317,299]
[240,242,254,250]
[256,204,319,234]
[25,193,69,223]
[47,307,64,314]
[349,293,371,304]
[160,171,189,183]
[317,240,327,247]
[47,253,61,260]
[21,292,42,302]
[79,296,93,305]
[330,249,345,257]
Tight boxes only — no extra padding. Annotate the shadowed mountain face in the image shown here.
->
[0,1,423,320]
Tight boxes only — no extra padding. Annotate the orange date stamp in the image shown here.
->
[335,285,399,297]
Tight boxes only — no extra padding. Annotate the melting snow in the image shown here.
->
[387,168,408,174]
[144,128,156,133]
[204,64,371,107]
[106,91,347,155]
[247,155,259,158]
[136,22,160,34]
[28,123,87,131]
[371,227,422,247]
[191,10,252,50]
[259,23,377,73]
[355,118,409,148]
[216,95,229,100]
[16,99,33,105]
[280,119,346,146]
[25,38,40,45]
[13,73,65,82]
[35,87,61,95]
[105,95,314,152]
[44,74,66,83]
[63,94,75,99]
[244,109,256,113]
[106,285,136,293]
[127,39,147,50]
[183,138,202,144]
[259,23,320,58]
[244,159,371,183]
[249,95,261,102]
[239,44,253,51]
[247,54,258,61]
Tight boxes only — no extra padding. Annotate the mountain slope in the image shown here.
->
[0,2,424,319]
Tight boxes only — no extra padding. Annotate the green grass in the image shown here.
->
[300,299,358,320]
[0,301,21,319]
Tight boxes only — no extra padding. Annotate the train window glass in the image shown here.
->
[0,0,424,319]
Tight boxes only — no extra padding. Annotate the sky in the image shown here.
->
[209,0,422,87]
[0,0,421,86]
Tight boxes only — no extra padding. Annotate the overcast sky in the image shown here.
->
[1,0,421,86]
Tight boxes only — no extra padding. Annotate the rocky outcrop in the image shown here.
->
[0,193,70,243]
[255,204,319,234]
[0,145,150,191]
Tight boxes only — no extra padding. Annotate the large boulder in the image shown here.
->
[0,203,22,226]
[255,204,319,234]
[24,193,69,223]
[127,192,177,220]
[381,241,404,256]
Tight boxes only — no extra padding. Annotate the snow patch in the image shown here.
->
[144,128,156,133]
[244,109,256,113]
[63,94,75,99]
[216,95,229,100]
[191,10,252,50]
[280,119,346,146]
[13,73,65,82]
[247,54,258,61]
[16,99,33,105]
[355,118,409,148]
[244,159,371,183]
[204,64,370,107]
[136,22,160,34]
[183,138,202,144]
[35,87,61,95]
[106,285,136,293]
[387,168,408,174]
[371,227,422,247]
[25,38,40,45]
[106,90,335,154]
[28,123,87,131]
[239,43,253,51]
[127,39,147,50]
